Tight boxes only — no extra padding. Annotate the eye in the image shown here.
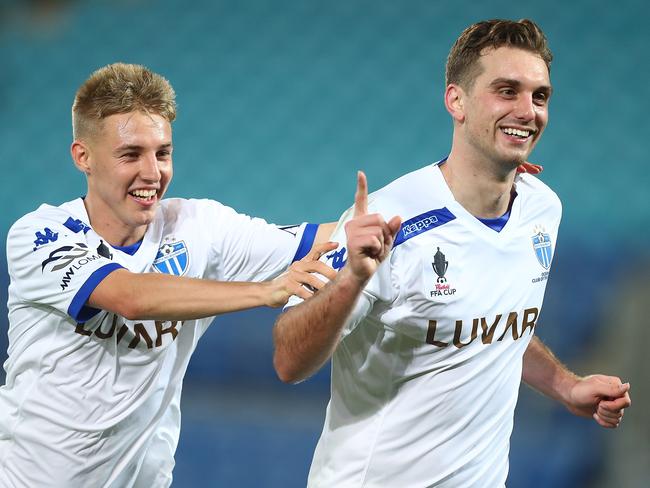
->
[533,92,548,106]
[157,149,172,159]
[499,88,516,98]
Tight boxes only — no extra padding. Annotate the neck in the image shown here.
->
[441,148,517,219]
[82,195,147,247]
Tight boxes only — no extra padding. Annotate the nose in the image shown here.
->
[140,152,161,182]
[513,95,536,122]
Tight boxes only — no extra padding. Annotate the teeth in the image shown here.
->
[502,127,531,138]
[131,189,156,198]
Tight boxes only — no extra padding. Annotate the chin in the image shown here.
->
[498,150,528,167]
[132,210,157,227]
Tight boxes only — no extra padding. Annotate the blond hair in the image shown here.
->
[72,63,176,140]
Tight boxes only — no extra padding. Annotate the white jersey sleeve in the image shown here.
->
[7,206,123,323]
[195,199,318,282]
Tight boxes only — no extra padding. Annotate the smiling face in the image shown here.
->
[72,111,173,245]
[451,46,552,168]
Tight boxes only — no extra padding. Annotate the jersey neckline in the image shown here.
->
[430,161,522,243]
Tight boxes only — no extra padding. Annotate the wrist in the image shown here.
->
[259,280,278,308]
[557,372,581,407]
[336,265,370,292]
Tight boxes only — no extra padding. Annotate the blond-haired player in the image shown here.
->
[0,63,336,487]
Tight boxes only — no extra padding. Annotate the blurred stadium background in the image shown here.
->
[1,0,648,486]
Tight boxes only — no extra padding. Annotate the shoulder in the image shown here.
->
[158,197,240,224]
[367,163,449,221]
[8,199,85,242]
[515,173,562,214]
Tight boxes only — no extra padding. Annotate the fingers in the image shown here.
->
[293,270,330,292]
[594,404,625,428]
[304,241,338,261]
[516,162,544,174]
[592,383,631,429]
[589,376,628,399]
[283,272,328,301]
[354,171,368,218]
[599,392,631,413]
[593,412,619,429]
[293,260,337,281]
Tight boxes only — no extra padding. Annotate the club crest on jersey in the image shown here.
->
[429,247,456,297]
[531,226,553,270]
[153,241,189,276]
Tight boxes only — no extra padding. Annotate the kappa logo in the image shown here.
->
[153,241,189,276]
[429,247,456,297]
[33,227,59,251]
[326,247,347,270]
[531,226,553,270]
[63,217,91,234]
[41,243,90,272]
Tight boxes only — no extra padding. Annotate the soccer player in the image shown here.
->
[0,63,337,487]
[273,19,632,487]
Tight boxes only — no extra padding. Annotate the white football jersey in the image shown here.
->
[305,162,561,488]
[0,197,316,488]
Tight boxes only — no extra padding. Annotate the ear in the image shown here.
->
[444,84,466,123]
[71,140,91,174]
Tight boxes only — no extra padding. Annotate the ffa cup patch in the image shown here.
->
[153,241,189,276]
[531,226,553,270]
[428,246,456,298]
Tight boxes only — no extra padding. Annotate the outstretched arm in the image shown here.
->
[522,336,631,428]
[273,172,401,383]
[88,242,337,321]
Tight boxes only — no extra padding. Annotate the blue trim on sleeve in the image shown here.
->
[393,207,456,248]
[68,263,124,323]
[292,223,318,262]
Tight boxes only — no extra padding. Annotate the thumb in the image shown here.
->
[386,216,402,247]
[596,378,629,399]
[388,215,402,237]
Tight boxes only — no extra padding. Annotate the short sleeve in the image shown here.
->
[200,200,317,282]
[7,212,123,322]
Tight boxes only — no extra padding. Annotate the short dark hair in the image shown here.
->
[445,19,552,89]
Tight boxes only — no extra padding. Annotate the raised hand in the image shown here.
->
[266,241,338,307]
[344,171,401,283]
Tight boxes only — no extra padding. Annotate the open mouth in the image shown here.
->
[129,189,157,202]
[501,127,534,140]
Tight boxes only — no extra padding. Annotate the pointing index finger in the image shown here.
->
[354,170,368,218]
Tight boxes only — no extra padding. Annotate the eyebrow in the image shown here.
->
[114,143,173,154]
[489,77,553,96]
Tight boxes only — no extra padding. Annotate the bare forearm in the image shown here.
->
[522,336,578,405]
[273,267,366,383]
[89,269,271,321]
